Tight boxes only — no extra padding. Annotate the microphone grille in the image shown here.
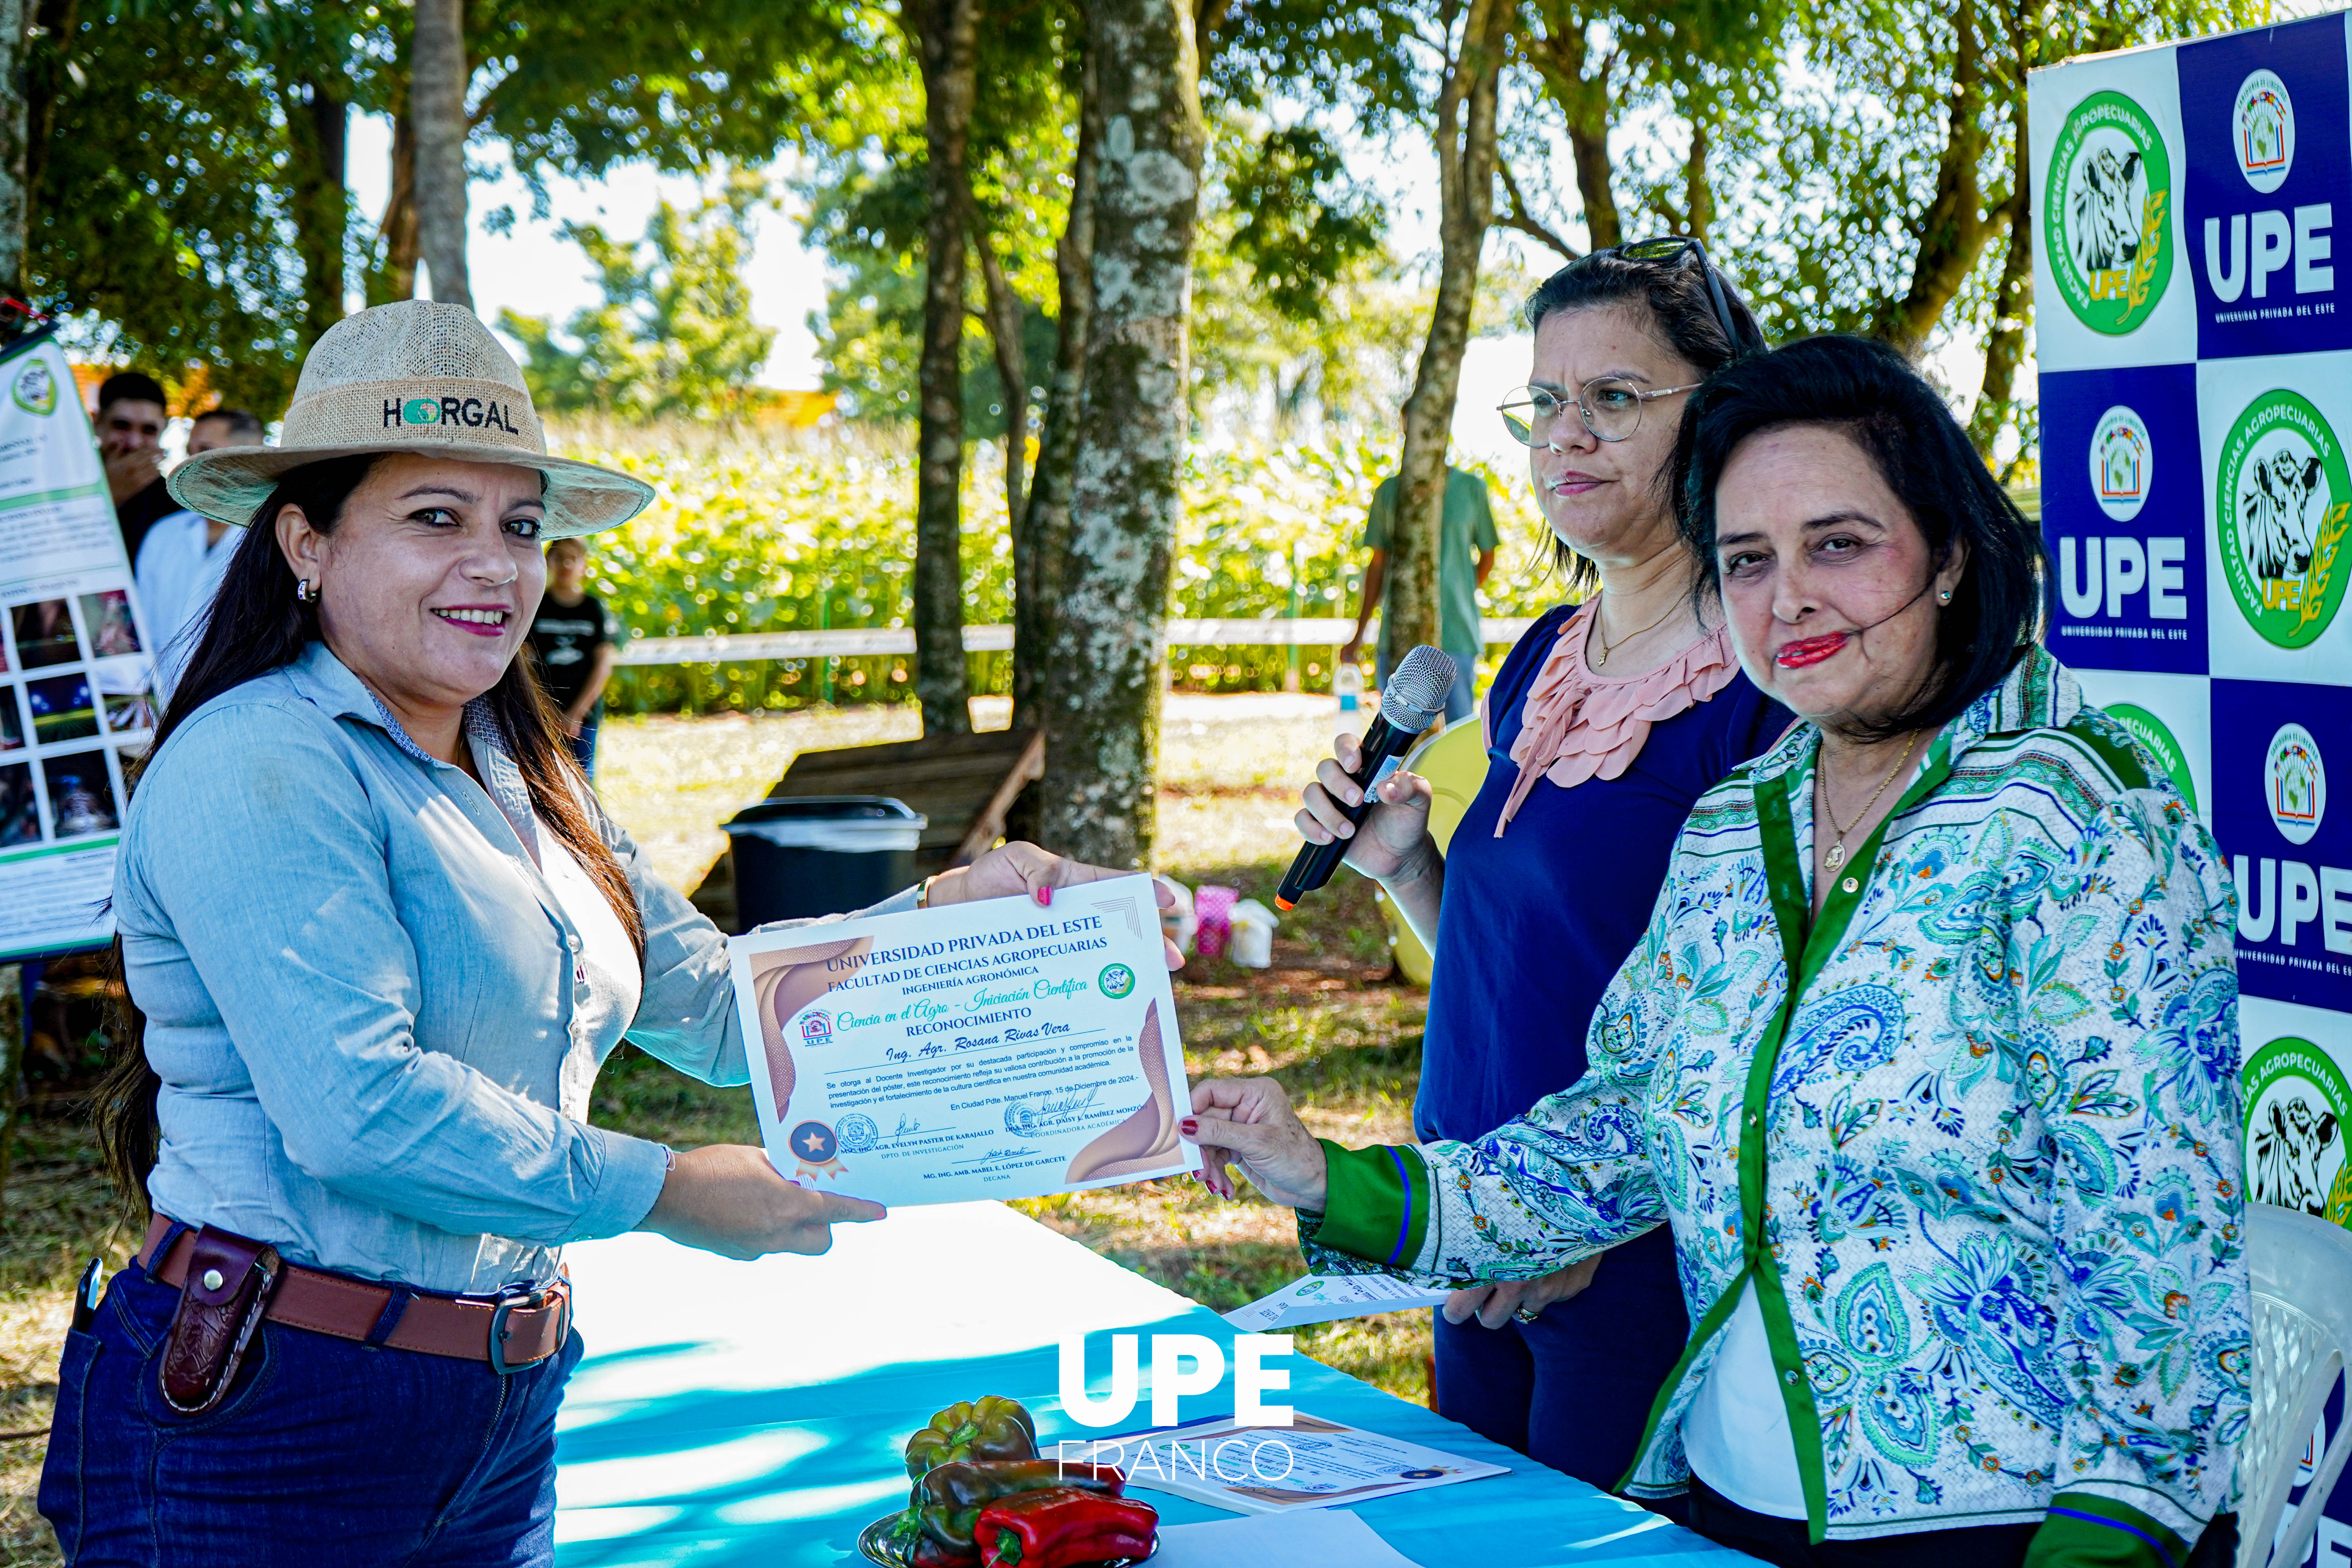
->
[1378,645,1460,729]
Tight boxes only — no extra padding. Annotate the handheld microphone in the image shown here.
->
[1276,644,1460,911]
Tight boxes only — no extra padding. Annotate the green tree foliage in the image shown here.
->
[1706,0,2260,461]
[499,179,777,418]
[1225,124,1385,322]
[37,2,317,407]
[472,3,884,189]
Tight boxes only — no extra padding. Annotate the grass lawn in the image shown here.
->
[0,693,1430,1563]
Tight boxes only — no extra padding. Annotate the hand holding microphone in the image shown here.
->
[1278,646,1459,910]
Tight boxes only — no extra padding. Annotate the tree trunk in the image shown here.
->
[1871,0,1992,355]
[1037,0,1203,869]
[1388,0,1507,665]
[1682,115,1713,241]
[0,0,25,299]
[1013,38,1098,740]
[973,218,1027,570]
[22,0,73,238]
[1968,193,2032,462]
[372,109,421,305]
[283,75,350,350]
[902,0,980,737]
[410,0,472,309]
[1526,6,1620,250]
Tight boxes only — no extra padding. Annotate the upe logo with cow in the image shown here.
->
[2047,89,2174,334]
[2089,405,2153,521]
[2234,70,2295,193]
[2243,1036,2352,1229]
[2216,388,2350,647]
[2266,722,2325,845]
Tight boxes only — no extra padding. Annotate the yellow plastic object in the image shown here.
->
[1371,715,1491,986]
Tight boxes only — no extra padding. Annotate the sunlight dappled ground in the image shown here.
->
[599,692,1351,891]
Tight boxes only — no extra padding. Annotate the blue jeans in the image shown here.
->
[568,713,599,779]
[40,1258,579,1566]
[1376,647,1476,726]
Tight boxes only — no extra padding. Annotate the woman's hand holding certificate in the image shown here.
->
[730,872,1199,1207]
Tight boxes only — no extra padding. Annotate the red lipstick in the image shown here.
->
[1774,632,1848,668]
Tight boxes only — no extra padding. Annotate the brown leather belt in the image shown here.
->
[137,1215,571,1373]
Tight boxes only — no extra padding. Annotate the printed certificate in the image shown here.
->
[728,874,1200,1207]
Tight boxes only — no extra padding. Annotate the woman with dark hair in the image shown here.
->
[1279,240,1789,1492]
[44,301,1170,1566]
[1192,336,2247,1568]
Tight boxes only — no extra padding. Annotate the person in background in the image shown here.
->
[136,407,269,695]
[1278,243,1786,1501]
[1340,458,1497,726]
[96,371,178,564]
[527,536,619,777]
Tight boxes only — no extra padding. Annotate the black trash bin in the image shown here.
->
[722,796,928,928]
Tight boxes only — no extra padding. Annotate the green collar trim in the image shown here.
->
[1720,731,1958,1542]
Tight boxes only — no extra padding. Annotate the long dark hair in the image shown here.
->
[1523,245,1766,596]
[96,456,648,1208]
[1671,334,2047,741]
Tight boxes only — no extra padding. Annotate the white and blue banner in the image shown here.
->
[2035,15,2352,1556]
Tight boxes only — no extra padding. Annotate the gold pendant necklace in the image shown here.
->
[1820,732,1921,872]
[1587,593,1679,670]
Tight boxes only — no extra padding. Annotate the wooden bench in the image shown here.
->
[687,727,1045,932]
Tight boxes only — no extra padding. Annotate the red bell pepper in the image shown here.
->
[974,1488,1158,1567]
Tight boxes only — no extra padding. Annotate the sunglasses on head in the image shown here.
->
[1570,236,1760,356]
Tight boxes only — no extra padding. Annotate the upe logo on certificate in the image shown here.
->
[726,874,1201,1207]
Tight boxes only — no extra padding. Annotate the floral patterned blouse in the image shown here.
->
[1303,647,2247,1568]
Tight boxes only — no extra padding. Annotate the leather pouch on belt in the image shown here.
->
[159,1227,282,1415]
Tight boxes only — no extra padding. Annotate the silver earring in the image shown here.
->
[295,577,317,604]
[1937,589,1951,603]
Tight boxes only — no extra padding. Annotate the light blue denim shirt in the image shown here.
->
[116,640,907,1294]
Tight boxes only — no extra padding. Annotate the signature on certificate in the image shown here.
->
[955,1145,1036,1168]
[1002,1085,1102,1137]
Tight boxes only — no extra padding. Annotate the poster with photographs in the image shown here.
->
[0,330,155,962]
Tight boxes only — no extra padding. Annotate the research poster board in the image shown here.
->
[2034,15,2352,1551]
[0,330,155,962]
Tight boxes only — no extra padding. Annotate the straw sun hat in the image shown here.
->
[167,299,654,539]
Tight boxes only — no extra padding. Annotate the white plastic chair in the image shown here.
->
[2240,1203,2352,1568]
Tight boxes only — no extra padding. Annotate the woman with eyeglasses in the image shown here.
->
[1276,240,1790,1498]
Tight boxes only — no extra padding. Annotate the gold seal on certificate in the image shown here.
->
[728,873,1200,1206]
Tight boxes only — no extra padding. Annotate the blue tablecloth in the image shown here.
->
[553,1201,1746,1566]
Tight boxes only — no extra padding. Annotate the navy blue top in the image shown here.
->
[1416,604,1791,1144]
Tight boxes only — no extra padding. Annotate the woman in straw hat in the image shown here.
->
[45,301,1171,1564]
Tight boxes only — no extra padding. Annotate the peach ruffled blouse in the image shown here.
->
[1490,604,1739,835]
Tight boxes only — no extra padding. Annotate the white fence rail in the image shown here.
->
[614,617,1543,667]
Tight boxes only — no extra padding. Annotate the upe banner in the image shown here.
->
[2034,13,2352,1556]
[0,330,157,961]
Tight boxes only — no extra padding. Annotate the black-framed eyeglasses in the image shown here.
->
[1497,376,1704,446]
[1582,235,1759,357]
